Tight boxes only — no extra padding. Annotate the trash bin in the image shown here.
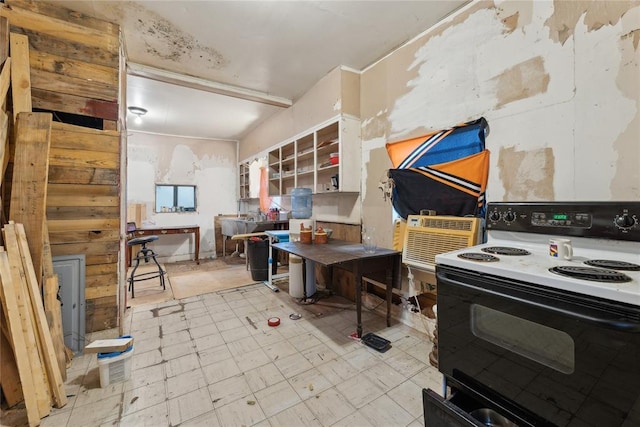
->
[247,238,277,281]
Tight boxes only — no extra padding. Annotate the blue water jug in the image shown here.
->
[291,188,312,219]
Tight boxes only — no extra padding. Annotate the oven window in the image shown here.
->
[471,304,575,374]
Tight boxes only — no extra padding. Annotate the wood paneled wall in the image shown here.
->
[2,0,121,332]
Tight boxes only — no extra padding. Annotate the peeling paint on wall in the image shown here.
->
[545,0,635,45]
[498,146,555,200]
[500,12,519,32]
[361,138,396,248]
[492,56,550,108]
[622,28,640,50]
[361,109,389,142]
[127,132,238,259]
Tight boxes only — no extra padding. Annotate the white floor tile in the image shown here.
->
[288,367,333,400]
[166,368,209,399]
[179,410,221,427]
[254,380,301,417]
[119,401,169,426]
[306,388,356,427]
[66,394,121,427]
[202,357,241,385]
[208,374,253,408]
[359,394,414,427]
[243,363,287,393]
[387,380,425,419]
[330,410,375,427]
[122,380,167,416]
[316,357,359,386]
[336,375,384,409]
[268,401,322,427]
[215,393,266,426]
[274,352,315,379]
[16,272,440,427]
[168,387,214,425]
[165,353,201,378]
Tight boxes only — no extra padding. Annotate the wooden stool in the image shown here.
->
[127,235,165,298]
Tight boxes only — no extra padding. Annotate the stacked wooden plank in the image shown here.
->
[0,19,68,423]
[1,7,70,382]
[1,0,122,335]
[1,222,67,426]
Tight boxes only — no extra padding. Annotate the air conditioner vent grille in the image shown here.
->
[421,218,474,231]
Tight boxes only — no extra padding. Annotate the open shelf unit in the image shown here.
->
[239,162,250,200]
[267,115,361,196]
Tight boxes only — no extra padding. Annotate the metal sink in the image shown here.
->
[221,218,281,237]
[220,219,240,237]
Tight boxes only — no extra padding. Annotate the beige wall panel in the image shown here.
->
[240,67,347,160]
[290,66,343,135]
[240,108,295,161]
[341,70,360,118]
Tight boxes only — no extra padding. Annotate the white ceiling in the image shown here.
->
[54,1,470,140]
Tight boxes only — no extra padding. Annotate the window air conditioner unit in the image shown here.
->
[402,215,482,271]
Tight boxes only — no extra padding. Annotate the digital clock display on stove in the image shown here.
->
[531,211,592,228]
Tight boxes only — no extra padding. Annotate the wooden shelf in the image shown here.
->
[266,115,361,196]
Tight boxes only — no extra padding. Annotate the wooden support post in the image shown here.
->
[0,305,24,407]
[2,224,51,418]
[0,249,40,426]
[43,220,68,376]
[9,112,52,289]
[0,16,7,67]
[9,32,31,121]
[16,223,67,407]
[43,220,68,378]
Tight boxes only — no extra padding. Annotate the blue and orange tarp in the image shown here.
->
[385,117,490,219]
[385,117,488,169]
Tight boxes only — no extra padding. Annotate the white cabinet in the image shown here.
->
[239,162,250,200]
[267,115,361,196]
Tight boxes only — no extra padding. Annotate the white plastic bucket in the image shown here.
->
[97,346,133,388]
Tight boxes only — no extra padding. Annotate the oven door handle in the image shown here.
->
[451,279,640,332]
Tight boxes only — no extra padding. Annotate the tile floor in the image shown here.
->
[38,283,443,427]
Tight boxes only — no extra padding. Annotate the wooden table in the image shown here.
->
[272,239,401,338]
[127,225,200,267]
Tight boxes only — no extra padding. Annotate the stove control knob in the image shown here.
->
[503,211,516,222]
[615,214,636,229]
[488,211,501,222]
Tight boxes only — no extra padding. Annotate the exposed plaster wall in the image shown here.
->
[127,132,238,261]
[360,0,640,248]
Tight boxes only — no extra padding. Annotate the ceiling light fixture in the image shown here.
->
[128,106,147,124]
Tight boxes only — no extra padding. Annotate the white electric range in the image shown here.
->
[426,201,640,427]
[436,201,640,306]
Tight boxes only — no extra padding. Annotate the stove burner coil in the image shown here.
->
[481,246,531,256]
[549,266,632,283]
[584,260,640,271]
[458,253,500,262]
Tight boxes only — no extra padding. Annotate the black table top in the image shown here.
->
[272,239,400,266]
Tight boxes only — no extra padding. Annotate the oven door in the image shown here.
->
[436,265,640,427]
